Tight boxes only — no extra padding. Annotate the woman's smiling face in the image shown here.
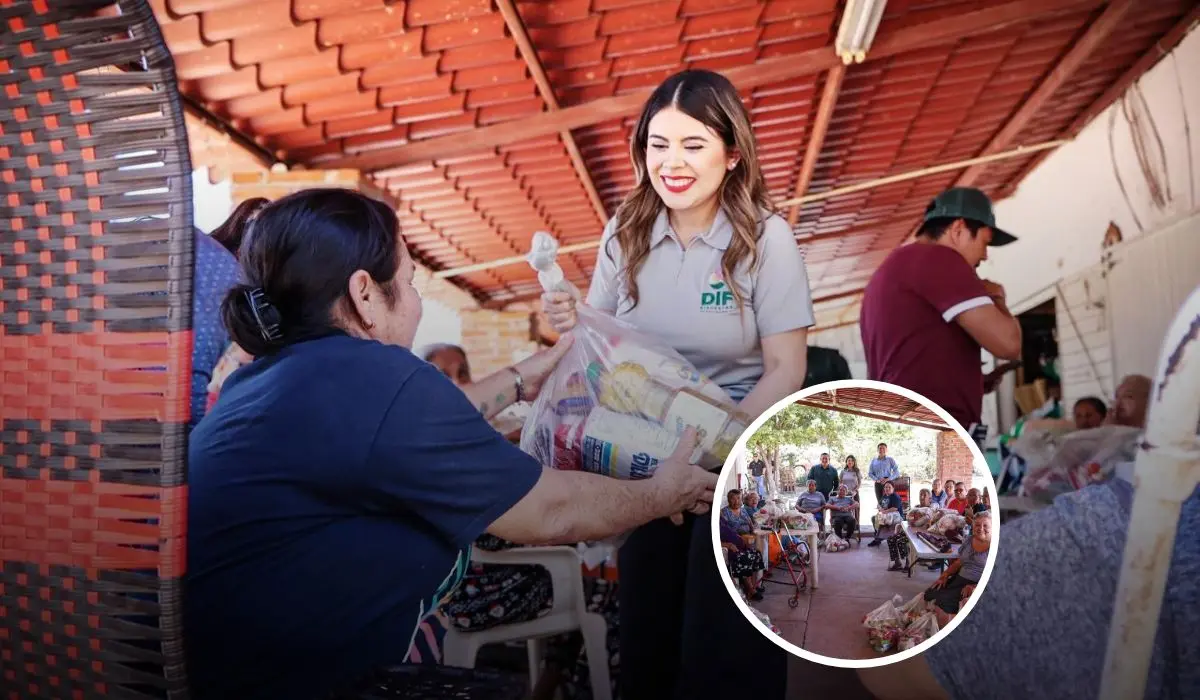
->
[644,106,737,214]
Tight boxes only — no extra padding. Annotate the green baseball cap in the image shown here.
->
[923,187,1017,246]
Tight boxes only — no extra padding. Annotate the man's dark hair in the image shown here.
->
[878,442,887,448]
[820,452,829,458]
[1074,396,1108,418]
[917,215,983,241]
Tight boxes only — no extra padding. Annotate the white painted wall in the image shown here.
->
[808,28,1200,438]
[191,168,233,233]
[984,28,1200,312]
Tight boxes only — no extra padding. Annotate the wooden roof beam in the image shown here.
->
[795,400,948,431]
[329,0,1103,172]
[495,0,608,225]
[996,5,1200,198]
[787,64,846,229]
[955,0,1139,187]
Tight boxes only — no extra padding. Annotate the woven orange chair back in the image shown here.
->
[1,1,194,697]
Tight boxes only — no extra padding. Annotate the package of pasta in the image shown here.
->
[521,232,753,478]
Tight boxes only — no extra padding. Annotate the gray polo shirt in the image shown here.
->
[586,208,815,400]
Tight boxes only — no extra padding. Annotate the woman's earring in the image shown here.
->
[364,319,375,330]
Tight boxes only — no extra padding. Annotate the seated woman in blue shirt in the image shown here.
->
[184,188,719,700]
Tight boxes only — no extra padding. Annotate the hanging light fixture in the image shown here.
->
[835,0,888,64]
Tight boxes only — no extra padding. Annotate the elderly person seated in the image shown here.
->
[922,513,991,627]
[1107,374,1151,428]
[867,481,905,549]
[744,491,763,515]
[1072,396,1107,430]
[795,479,828,531]
[963,487,988,525]
[883,488,933,571]
[945,485,968,515]
[720,489,757,543]
[824,484,857,540]
[719,518,765,601]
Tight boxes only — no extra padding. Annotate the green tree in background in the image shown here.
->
[746,405,938,492]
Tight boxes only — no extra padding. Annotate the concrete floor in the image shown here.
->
[755,529,941,661]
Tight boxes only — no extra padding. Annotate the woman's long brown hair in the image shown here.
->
[607,69,774,311]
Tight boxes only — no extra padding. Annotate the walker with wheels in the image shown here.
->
[761,519,813,609]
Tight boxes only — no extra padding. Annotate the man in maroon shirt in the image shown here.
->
[860,187,1023,433]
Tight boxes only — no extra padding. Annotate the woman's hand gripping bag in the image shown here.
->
[520,232,754,479]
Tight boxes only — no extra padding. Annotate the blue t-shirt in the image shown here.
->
[926,479,1199,699]
[189,228,240,432]
[879,492,905,518]
[184,333,542,699]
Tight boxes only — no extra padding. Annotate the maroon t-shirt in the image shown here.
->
[860,244,993,428]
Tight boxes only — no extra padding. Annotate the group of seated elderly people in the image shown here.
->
[719,489,767,601]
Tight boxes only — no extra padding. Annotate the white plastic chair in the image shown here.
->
[441,546,612,700]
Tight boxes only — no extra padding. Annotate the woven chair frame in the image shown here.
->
[1,0,193,698]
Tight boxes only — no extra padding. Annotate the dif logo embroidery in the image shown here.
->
[700,270,735,312]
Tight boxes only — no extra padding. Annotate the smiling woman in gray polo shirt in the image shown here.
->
[543,69,815,700]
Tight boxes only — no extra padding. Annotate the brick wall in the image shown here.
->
[184,111,268,184]
[217,165,541,366]
[935,430,974,486]
[229,167,363,204]
[460,309,539,378]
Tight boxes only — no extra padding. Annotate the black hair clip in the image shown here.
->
[245,287,283,342]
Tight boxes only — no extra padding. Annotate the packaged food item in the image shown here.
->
[579,408,680,479]
[877,511,903,527]
[521,231,751,476]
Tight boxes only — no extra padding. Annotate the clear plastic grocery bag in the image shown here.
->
[899,610,941,650]
[520,232,753,478]
[1021,425,1141,503]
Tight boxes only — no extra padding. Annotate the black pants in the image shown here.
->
[924,573,974,613]
[618,513,787,700]
[832,515,856,539]
[874,481,885,503]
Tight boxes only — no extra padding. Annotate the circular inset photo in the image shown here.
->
[712,379,999,668]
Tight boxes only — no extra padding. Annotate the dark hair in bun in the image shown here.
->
[221,188,400,356]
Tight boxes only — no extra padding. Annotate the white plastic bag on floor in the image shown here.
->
[520,232,753,476]
[863,595,904,654]
[863,595,903,628]
[898,593,928,619]
[900,610,941,649]
[823,533,849,552]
